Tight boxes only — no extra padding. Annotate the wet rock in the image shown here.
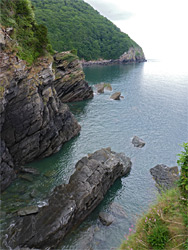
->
[19,174,34,182]
[17,206,39,216]
[5,148,132,249]
[104,83,112,91]
[20,167,40,175]
[150,164,179,190]
[110,92,121,100]
[110,202,128,218]
[96,84,105,94]
[0,141,16,192]
[99,212,114,226]
[132,136,145,148]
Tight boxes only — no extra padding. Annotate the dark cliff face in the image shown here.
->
[53,52,93,102]
[0,29,93,192]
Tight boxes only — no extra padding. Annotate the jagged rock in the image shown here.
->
[5,148,132,249]
[119,47,146,63]
[17,206,39,216]
[96,84,105,93]
[99,212,114,226]
[0,140,16,192]
[132,136,145,148]
[0,30,82,191]
[110,92,121,100]
[150,164,179,190]
[53,52,93,102]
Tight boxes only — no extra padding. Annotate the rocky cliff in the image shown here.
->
[81,47,146,66]
[0,28,93,192]
[54,52,93,102]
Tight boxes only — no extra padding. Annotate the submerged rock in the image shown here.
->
[150,164,179,190]
[110,92,121,100]
[132,136,145,148]
[99,212,114,226]
[5,148,132,249]
[17,206,39,216]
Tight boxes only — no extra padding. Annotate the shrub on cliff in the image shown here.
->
[0,0,53,64]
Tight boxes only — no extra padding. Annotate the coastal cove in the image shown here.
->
[1,60,188,249]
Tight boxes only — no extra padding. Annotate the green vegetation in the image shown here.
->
[120,144,188,250]
[0,0,53,64]
[178,143,188,195]
[31,0,141,61]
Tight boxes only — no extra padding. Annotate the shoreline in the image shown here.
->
[80,58,147,67]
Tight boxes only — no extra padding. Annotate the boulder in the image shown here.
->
[5,148,132,249]
[99,212,114,226]
[132,136,145,148]
[96,84,105,93]
[150,164,179,190]
[110,92,121,100]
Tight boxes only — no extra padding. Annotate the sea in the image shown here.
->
[1,59,188,249]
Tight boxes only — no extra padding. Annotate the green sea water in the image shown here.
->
[1,60,188,249]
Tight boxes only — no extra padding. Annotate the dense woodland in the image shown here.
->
[0,0,53,64]
[31,0,140,60]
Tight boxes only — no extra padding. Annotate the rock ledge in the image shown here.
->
[5,148,132,249]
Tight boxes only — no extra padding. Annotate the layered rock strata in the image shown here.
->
[54,52,93,102]
[0,28,94,191]
[5,148,132,249]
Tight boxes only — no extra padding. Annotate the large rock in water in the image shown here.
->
[53,52,93,102]
[132,136,145,148]
[150,164,179,190]
[5,148,132,249]
[0,30,82,192]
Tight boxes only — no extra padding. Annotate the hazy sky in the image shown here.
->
[84,0,188,60]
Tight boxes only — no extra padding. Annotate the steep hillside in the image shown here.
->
[0,0,53,64]
[31,0,143,61]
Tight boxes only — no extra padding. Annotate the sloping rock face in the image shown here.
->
[119,47,146,63]
[0,30,81,192]
[150,164,179,190]
[5,148,132,249]
[54,52,93,102]
[82,47,146,66]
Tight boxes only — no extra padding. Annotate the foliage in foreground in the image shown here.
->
[0,0,53,64]
[31,0,140,61]
[120,144,188,250]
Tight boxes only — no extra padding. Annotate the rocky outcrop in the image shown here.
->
[110,92,121,100]
[53,52,93,102]
[132,136,145,148]
[5,148,132,249]
[150,164,179,190]
[119,47,146,63]
[0,29,89,192]
[99,212,114,226]
[81,47,146,66]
